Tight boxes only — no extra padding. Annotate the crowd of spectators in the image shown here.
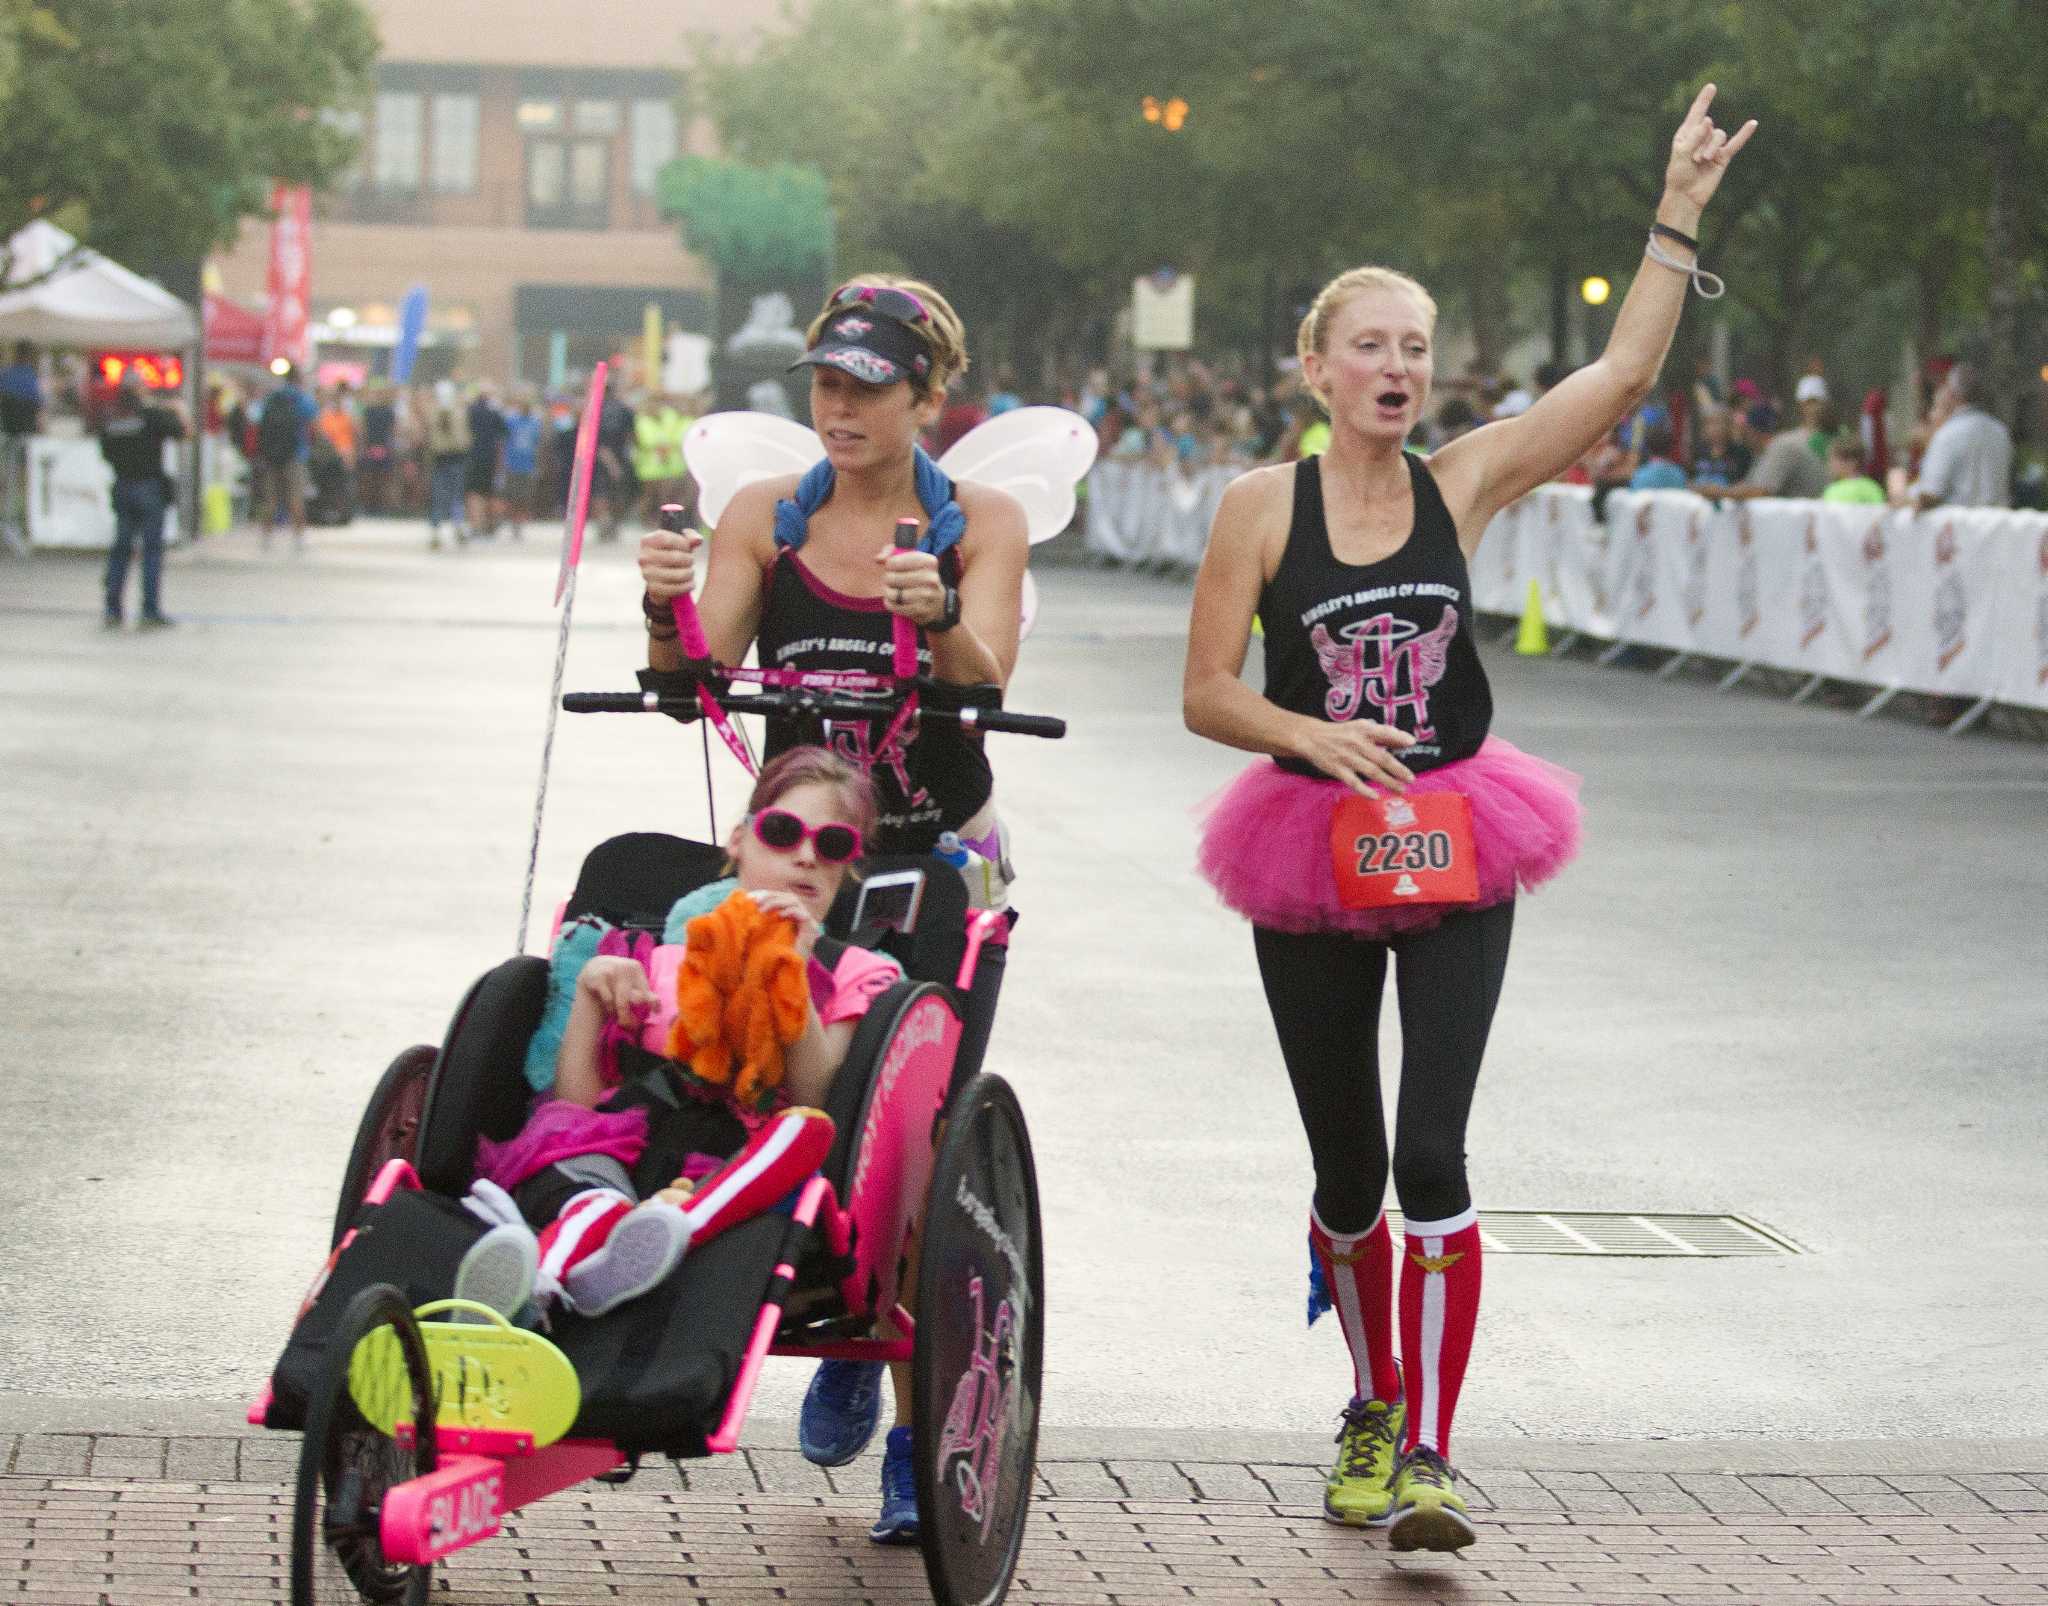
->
[995,345,2040,527]
[201,339,2037,561]
[221,374,707,552]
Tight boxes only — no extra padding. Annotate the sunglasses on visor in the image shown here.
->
[828,282,931,327]
[749,808,864,864]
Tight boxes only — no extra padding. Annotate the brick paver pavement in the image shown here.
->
[4,1433,2047,1604]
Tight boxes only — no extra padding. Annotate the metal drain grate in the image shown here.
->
[1386,1211,1802,1257]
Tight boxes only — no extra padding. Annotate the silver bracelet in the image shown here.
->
[1645,234,1725,300]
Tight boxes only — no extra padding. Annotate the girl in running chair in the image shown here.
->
[456,747,901,1321]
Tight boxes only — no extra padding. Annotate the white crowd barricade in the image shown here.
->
[1083,464,2048,716]
[1480,487,2048,715]
[1084,458,1240,567]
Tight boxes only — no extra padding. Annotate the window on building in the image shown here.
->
[517,99,563,133]
[373,92,423,190]
[324,106,366,190]
[572,99,621,136]
[526,136,609,229]
[570,140,608,207]
[630,99,677,195]
[528,141,565,210]
[430,94,480,193]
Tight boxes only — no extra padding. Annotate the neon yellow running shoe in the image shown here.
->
[1387,1445,1477,1551]
[1322,1396,1404,1526]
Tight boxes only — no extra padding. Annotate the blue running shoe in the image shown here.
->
[868,1425,919,1545]
[798,1358,884,1467]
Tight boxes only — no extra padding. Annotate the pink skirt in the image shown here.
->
[1195,736,1582,938]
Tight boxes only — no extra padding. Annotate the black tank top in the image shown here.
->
[1261,454,1491,776]
[754,547,992,851]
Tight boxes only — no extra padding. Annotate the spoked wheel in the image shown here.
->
[913,1074,1044,1606]
[291,1284,437,1606]
[331,1047,435,1247]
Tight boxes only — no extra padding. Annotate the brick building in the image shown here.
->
[212,0,785,384]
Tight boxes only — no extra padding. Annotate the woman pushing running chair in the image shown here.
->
[1184,84,1755,1551]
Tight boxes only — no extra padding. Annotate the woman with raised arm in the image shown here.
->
[1183,87,1755,1552]
[636,275,1029,1546]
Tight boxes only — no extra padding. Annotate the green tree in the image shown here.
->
[659,156,833,285]
[0,0,377,273]
[1732,0,2048,423]
[690,0,1101,378]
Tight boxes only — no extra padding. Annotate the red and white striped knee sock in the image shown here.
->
[536,1188,634,1299]
[678,1106,835,1250]
[1311,1207,1402,1406]
[1398,1208,1483,1457]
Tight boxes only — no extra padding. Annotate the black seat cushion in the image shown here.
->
[828,853,969,985]
[567,832,730,931]
[264,1186,791,1459]
[415,957,549,1197]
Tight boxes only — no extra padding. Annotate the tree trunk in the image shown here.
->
[1983,115,2024,428]
[1465,255,1511,376]
[1914,256,1947,371]
[1549,254,1570,367]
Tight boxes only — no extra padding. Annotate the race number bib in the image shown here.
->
[1330,792,1480,910]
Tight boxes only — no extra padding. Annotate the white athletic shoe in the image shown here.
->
[453,1221,539,1322]
[563,1202,693,1317]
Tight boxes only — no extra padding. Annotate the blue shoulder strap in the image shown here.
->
[774,444,967,555]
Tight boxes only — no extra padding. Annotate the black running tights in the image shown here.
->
[1253,901,1515,1233]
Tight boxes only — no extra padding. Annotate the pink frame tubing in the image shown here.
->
[378,1431,626,1566]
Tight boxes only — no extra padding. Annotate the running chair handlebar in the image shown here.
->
[563,685,1066,739]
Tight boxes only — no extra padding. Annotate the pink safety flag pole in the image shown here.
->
[518,361,608,952]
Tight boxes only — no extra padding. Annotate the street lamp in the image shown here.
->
[1140,95,1189,131]
[1578,277,1612,365]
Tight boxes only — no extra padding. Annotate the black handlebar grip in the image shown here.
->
[659,503,687,534]
[971,710,1067,738]
[893,516,920,549]
[563,691,658,713]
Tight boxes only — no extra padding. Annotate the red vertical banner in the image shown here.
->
[260,182,312,368]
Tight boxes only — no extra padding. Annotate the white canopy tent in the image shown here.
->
[0,219,197,348]
[0,221,199,551]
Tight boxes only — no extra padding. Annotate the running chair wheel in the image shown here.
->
[331,1047,435,1248]
[290,1283,437,1606]
[912,1073,1044,1606]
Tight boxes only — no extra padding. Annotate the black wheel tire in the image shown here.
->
[290,1284,437,1606]
[912,1074,1044,1606]
[331,1047,435,1247]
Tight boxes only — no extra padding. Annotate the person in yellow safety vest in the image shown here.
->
[633,391,694,523]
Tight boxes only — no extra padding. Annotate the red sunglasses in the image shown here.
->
[829,282,931,327]
[749,808,863,864]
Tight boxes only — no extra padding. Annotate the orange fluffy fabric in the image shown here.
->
[668,890,811,1110]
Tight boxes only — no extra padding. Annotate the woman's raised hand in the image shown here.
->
[1662,84,1757,217]
[638,524,702,604]
[1288,716,1417,796]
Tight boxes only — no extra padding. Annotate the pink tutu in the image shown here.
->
[1195,736,1582,938]
[474,1097,650,1193]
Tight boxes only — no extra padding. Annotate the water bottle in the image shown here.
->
[935,831,1006,910]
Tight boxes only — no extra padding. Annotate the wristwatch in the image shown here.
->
[926,584,962,633]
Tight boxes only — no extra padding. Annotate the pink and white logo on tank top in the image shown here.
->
[825,718,932,809]
[1310,606,1459,738]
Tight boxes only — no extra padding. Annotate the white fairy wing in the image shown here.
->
[938,406,1099,544]
[1019,567,1040,641]
[683,411,824,529]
